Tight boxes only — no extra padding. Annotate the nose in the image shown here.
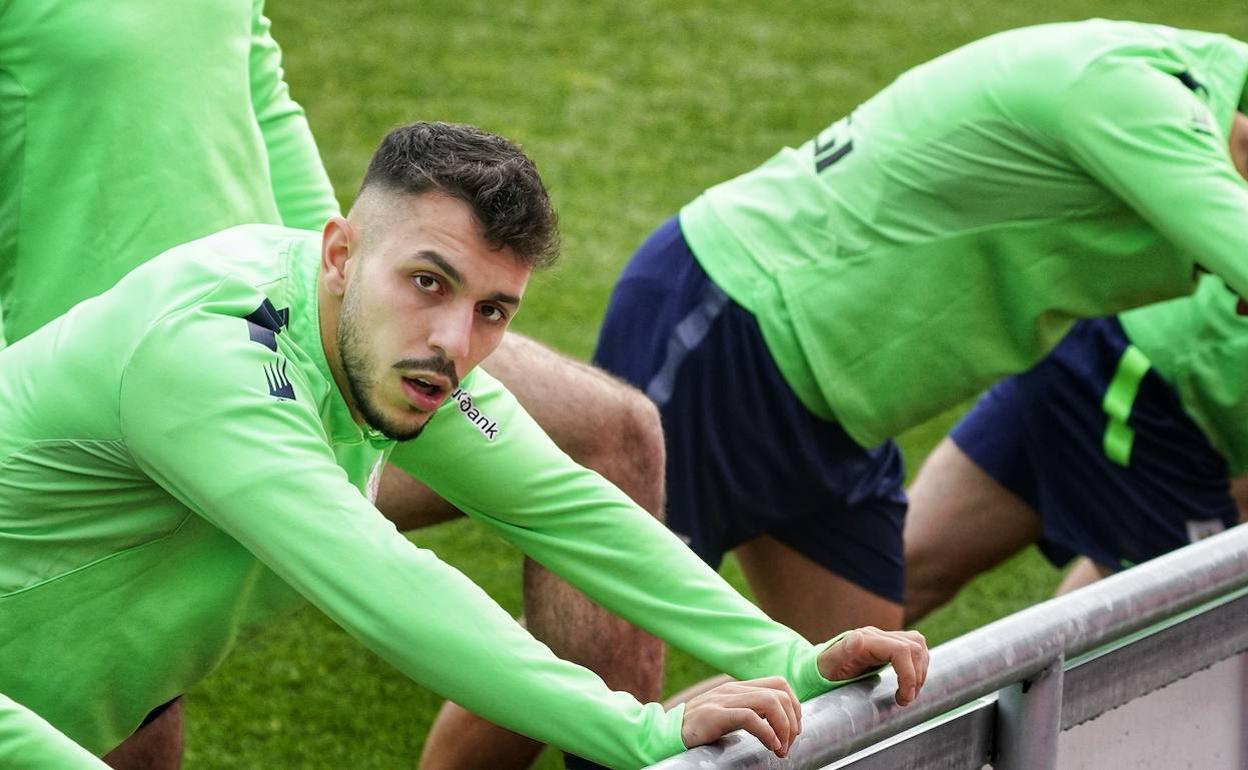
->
[427,302,474,363]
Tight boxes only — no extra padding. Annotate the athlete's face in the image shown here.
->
[319,191,530,441]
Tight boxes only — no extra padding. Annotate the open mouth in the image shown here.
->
[401,375,449,411]
[405,376,443,397]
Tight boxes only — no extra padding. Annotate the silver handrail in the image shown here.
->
[647,523,1248,769]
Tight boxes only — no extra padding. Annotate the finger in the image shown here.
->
[740,676,801,740]
[778,679,801,743]
[696,683,795,752]
[733,708,784,757]
[739,689,794,754]
[890,630,929,692]
[888,638,919,705]
[909,633,929,693]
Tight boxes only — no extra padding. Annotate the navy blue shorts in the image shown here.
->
[952,317,1236,571]
[592,217,907,603]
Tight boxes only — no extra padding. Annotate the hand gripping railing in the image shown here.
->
[647,523,1248,769]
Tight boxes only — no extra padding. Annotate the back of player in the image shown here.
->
[595,19,1248,639]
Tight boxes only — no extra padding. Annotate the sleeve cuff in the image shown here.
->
[800,630,888,698]
[655,702,688,760]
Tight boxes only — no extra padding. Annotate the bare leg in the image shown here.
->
[660,537,901,708]
[736,536,902,641]
[1229,475,1248,524]
[904,438,1042,626]
[102,699,183,770]
[663,674,734,708]
[415,333,666,770]
[1055,557,1110,595]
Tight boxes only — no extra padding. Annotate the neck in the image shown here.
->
[316,282,365,425]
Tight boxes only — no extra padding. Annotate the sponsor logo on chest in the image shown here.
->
[450,388,500,441]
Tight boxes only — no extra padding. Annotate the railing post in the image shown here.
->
[994,655,1064,770]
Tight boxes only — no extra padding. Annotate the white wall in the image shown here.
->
[1057,652,1247,769]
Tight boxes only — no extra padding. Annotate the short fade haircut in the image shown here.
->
[358,122,560,268]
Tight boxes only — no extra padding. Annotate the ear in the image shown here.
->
[321,216,357,297]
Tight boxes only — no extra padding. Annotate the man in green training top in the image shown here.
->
[0,3,338,762]
[586,19,1248,649]
[1,3,703,766]
[0,121,928,769]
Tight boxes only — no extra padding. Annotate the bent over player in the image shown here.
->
[0,122,927,769]
[590,19,1248,644]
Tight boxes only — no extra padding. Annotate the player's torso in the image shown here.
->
[0,0,282,341]
[0,226,384,752]
[683,20,1238,445]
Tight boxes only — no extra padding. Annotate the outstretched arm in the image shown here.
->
[118,306,817,769]
[682,622,930,760]
[391,368,928,706]
[1062,58,1248,297]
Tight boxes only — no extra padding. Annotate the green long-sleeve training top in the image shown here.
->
[0,0,337,345]
[0,226,844,769]
[681,20,1248,448]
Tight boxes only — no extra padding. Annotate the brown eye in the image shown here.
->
[413,274,439,291]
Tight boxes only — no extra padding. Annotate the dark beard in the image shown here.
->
[342,349,431,442]
[337,311,432,443]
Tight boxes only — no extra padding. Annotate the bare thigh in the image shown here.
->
[412,331,666,770]
[1055,557,1112,595]
[904,437,1042,625]
[1230,475,1248,523]
[735,535,902,641]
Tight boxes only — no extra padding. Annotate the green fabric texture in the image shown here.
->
[0,226,842,769]
[0,695,109,769]
[1121,275,1248,474]
[0,0,338,345]
[680,20,1248,448]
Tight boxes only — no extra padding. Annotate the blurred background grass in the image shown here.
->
[183,2,1247,766]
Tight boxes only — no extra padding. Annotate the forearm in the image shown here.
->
[220,485,689,768]
[392,369,836,700]
[249,0,339,229]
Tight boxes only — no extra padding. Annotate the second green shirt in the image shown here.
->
[681,20,1248,447]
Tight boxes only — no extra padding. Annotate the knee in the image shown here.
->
[903,542,964,625]
[617,389,665,478]
[590,385,665,519]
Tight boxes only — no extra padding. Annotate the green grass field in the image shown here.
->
[183,2,1247,767]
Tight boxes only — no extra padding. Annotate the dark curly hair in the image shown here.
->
[358,122,560,268]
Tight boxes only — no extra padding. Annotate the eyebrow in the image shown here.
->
[409,249,523,308]
[412,250,464,285]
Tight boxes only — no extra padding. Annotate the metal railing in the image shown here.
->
[648,524,1248,769]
